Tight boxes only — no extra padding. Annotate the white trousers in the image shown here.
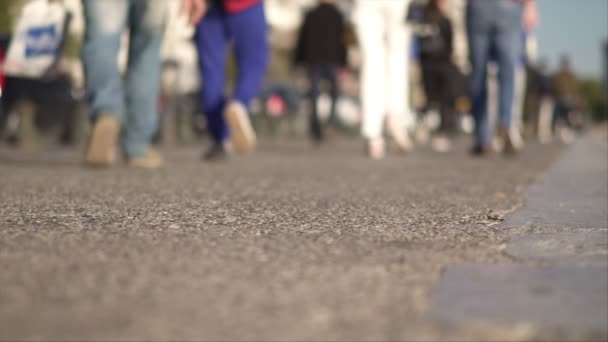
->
[354,0,413,140]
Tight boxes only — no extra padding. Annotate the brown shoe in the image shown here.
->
[497,126,517,156]
[367,138,386,160]
[225,101,256,155]
[470,144,493,157]
[84,115,120,167]
[127,148,164,169]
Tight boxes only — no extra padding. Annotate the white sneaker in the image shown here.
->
[431,135,452,153]
[510,128,525,150]
[388,126,413,153]
[559,127,576,144]
[225,101,256,155]
[367,139,386,160]
[415,124,431,145]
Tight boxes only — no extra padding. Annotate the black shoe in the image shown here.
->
[309,123,323,143]
[202,143,230,161]
[310,132,323,145]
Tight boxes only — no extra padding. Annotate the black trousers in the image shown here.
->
[308,65,339,141]
[421,63,456,133]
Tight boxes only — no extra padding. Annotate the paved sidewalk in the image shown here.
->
[0,137,599,341]
[431,131,608,341]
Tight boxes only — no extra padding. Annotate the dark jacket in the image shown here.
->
[294,3,347,67]
[552,68,580,101]
[418,13,453,67]
[418,11,459,104]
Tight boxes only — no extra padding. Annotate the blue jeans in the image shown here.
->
[554,97,578,128]
[467,0,523,146]
[82,0,165,157]
[195,3,269,144]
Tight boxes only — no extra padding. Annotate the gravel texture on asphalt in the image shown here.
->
[0,140,563,341]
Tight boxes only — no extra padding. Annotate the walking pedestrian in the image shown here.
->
[466,0,539,156]
[552,56,581,126]
[523,58,553,143]
[552,55,583,143]
[512,32,539,149]
[83,0,206,168]
[354,0,415,160]
[417,0,457,153]
[294,0,348,144]
[195,0,269,161]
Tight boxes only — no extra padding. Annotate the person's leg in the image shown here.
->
[510,66,526,147]
[427,66,454,153]
[225,2,268,154]
[556,98,576,127]
[403,23,415,131]
[552,99,563,130]
[538,95,554,143]
[81,0,129,166]
[122,0,167,159]
[355,3,386,142]
[438,66,456,133]
[228,2,269,108]
[467,1,492,148]
[486,63,498,140]
[498,51,515,134]
[308,66,323,141]
[439,101,455,133]
[495,5,524,134]
[81,0,128,121]
[385,0,412,137]
[494,8,523,154]
[326,66,340,126]
[425,66,444,114]
[194,6,229,144]
[416,64,435,145]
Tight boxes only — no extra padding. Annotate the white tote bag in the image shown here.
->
[1,0,68,78]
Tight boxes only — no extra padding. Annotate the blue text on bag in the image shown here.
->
[25,25,59,58]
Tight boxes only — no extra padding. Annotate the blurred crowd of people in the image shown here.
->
[0,0,591,168]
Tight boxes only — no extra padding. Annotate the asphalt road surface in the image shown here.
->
[0,136,603,341]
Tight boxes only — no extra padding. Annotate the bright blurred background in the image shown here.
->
[0,0,606,147]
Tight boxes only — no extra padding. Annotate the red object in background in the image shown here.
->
[224,0,262,13]
[266,94,286,118]
[0,47,5,89]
